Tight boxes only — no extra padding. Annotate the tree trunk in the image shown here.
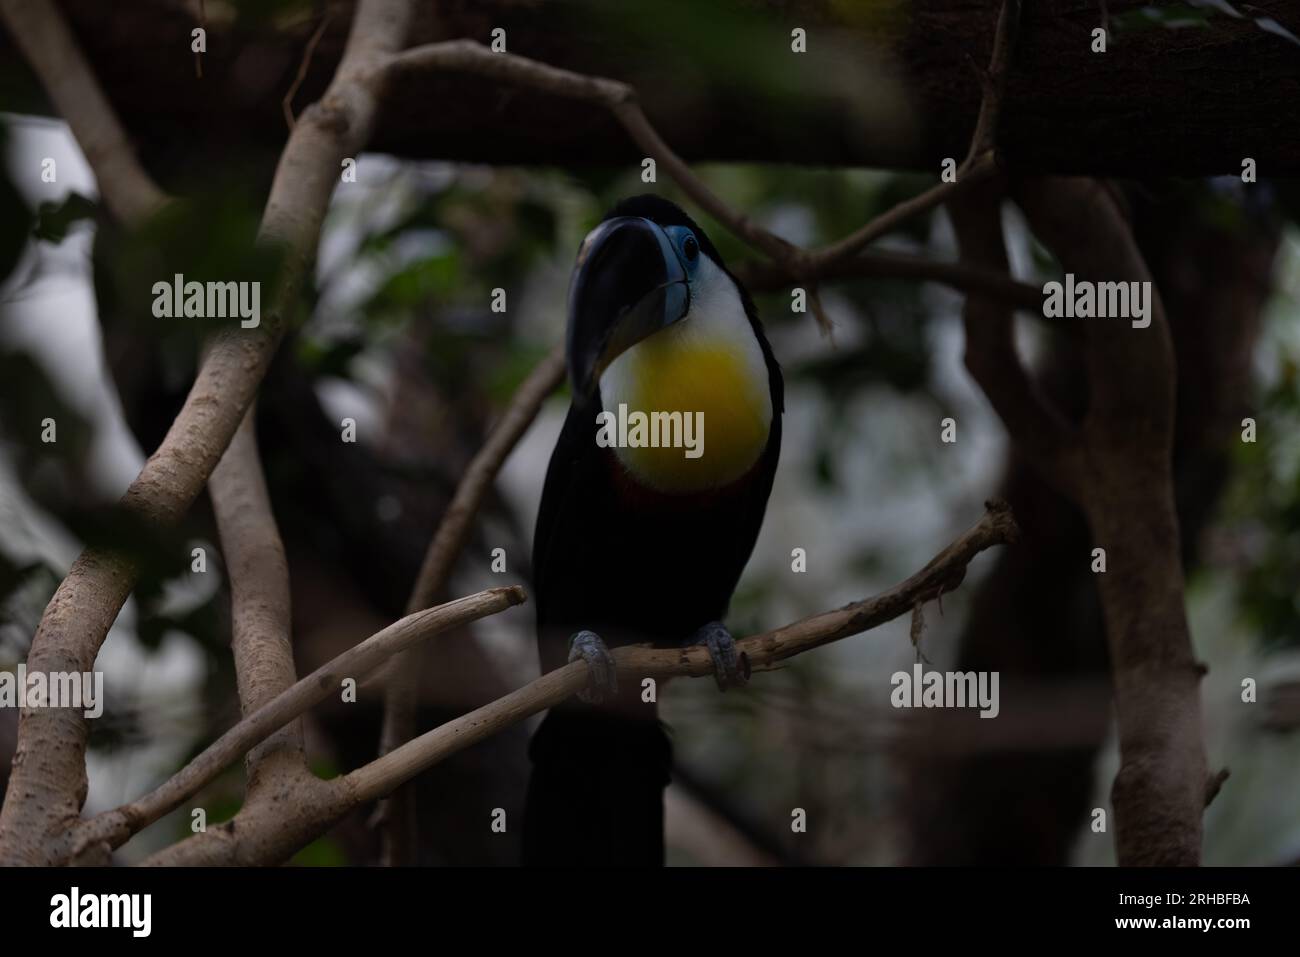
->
[903,183,1278,864]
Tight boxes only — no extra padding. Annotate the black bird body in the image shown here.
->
[532,338,783,670]
[523,196,782,866]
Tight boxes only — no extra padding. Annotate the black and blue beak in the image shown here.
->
[566,216,691,397]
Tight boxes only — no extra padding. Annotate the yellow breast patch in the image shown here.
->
[608,334,771,492]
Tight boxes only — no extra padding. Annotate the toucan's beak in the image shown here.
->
[566,216,691,397]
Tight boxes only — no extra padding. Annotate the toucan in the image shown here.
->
[521,195,783,866]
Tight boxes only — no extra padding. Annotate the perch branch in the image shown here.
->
[141,501,1016,864]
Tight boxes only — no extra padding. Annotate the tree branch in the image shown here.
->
[19,0,1299,175]
[384,41,798,264]
[209,407,304,781]
[381,2,1018,325]
[947,185,1084,498]
[2,0,1031,868]
[802,154,996,277]
[735,248,1044,312]
[1012,177,1208,866]
[138,500,1017,864]
[78,404,323,865]
[282,7,334,131]
[404,346,566,617]
[67,585,525,862]
[792,0,1017,281]
[375,344,565,863]
[964,0,1020,165]
[0,0,169,224]
[0,0,418,864]
[951,172,1210,866]
[337,502,1019,809]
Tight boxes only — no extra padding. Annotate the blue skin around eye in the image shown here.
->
[662,226,700,276]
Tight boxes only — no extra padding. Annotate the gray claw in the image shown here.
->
[692,621,750,692]
[569,630,617,704]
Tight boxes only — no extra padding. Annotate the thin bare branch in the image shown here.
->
[142,501,1017,864]
[209,407,304,779]
[376,344,565,862]
[405,346,566,616]
[349,501,1018,805]
[382,32,1011,307]
[947,184,1083,497]
[804,153,997,275]
[385,41,798,264]
[965,0,1021,165]
[69,585,525,860]
[735,248,1044,312]
[282,9,334,131]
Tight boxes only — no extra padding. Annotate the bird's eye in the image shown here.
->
[683,233,699,262]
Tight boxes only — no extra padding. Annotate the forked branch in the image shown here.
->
[152,501,1015,865]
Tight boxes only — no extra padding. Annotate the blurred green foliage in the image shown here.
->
[1225,350,1300,648]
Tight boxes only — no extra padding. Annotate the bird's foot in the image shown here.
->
[569,630,618,704]
[688,621,750,692]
